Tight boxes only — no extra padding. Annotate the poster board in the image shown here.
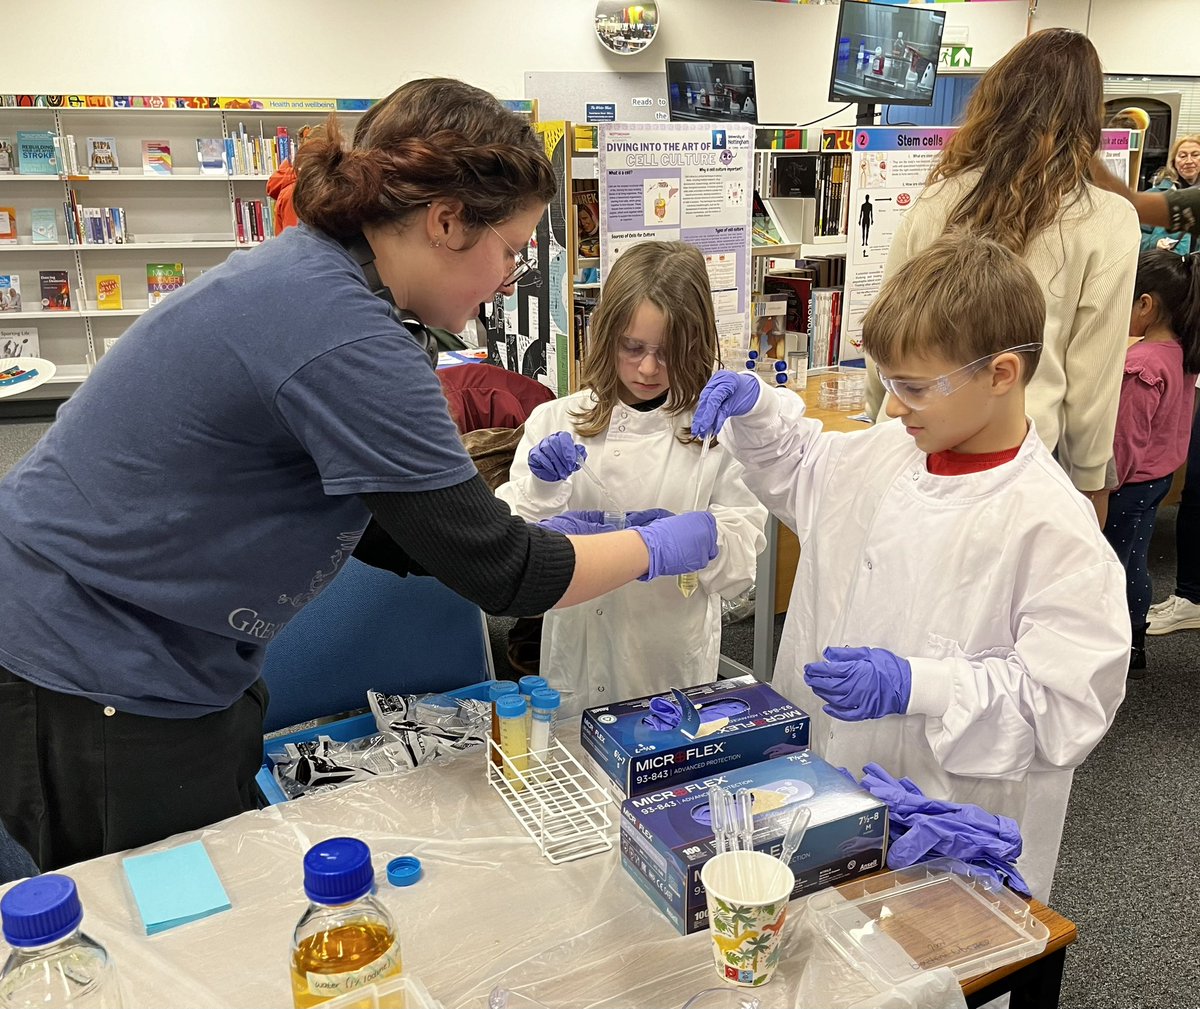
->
[598,122,753,355]
[839,127,1131,364]
[485,121,574,396]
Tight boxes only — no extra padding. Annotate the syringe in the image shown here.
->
[677,433,713,597]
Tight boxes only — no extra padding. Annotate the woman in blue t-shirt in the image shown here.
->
[0,78,720,871]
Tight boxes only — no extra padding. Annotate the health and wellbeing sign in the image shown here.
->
[599,122,753,349]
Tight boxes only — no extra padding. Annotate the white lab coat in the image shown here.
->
[496,391,767,716]
[721,385,1129,901]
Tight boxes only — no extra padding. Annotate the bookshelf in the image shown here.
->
[0,100,366,401]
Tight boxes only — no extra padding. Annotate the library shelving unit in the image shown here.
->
[0,98,367,403]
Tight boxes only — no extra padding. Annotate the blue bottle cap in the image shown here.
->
[517,675,547,696]
[386,856,422,887]
[488,681,519,702]
[303,837,374,905]
[774,360,788,371]
[1,875,83,948]
[495,694,526,718]
[530,687,561,711]
[775,372,789,385]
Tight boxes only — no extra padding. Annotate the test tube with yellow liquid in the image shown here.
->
[495,693,529,791]
[678,434,714,597]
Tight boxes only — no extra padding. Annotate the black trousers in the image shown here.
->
[0,666,267,871]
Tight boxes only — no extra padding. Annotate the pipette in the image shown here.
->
[677,433,714,597]
[577,459,625,529]
[777,804,812,867]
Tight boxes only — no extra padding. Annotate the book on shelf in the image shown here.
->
[0,207,15,244]
[751,190,783,247]
[64,192,128,245]
[233,198,274,243]
[0,138,13,174]
[59,135,81,176]
[764,272,813,335]
[141,140,173,176]
[196,138,227,175]
[39,270,71,311]
[16,132,57,175]
[86,137,120,173]
[771,154,819,199]
[807,287,844,369]
[0,274,21,312]
[573,182,599,259]
[31,208,58,244]
[96,274,123,310]
[0,326,38,358]
[146,263,185,305]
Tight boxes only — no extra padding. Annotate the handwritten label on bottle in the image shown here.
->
[305,940,401,997]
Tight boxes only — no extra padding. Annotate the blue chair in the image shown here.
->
[259,557,495,733]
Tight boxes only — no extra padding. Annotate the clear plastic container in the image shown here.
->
[806,858,1049,988]
[321,973,442,1009]
[290,838,403,1009]
[816,372,866,411]
[0,874,122,1009]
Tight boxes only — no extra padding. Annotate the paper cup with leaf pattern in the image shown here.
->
[701,850,795,987]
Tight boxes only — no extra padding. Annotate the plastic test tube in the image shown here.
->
[488,681,520,767]
[494,693,529,790]
[528,687,561,755]
[518,675,547,742]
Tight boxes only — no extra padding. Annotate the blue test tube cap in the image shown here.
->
[386,856,422,887]
[488,681,519,703]
[518,675,548,697]
[495,693,526,718]
[530,687,561,711]
[774,360,788,371]
[774,372,789,385]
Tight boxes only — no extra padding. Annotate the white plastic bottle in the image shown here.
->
[0,874,122,1009]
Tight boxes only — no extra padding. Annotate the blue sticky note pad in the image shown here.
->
[122,840,231,935]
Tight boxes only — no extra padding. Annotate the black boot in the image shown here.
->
[1128,624,1148,680]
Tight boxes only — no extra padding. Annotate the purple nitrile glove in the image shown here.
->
[538,510,616,536]
[691,370,761,439]
[625,508,674,528]
[859,762,961,827]
[528,431,586,483]
[803,646,912,721]
[642,696,750,731]
[634,511,718,581]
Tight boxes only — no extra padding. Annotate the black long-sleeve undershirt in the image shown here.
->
[354,474,575,617]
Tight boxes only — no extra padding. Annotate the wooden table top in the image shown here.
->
[961,897,1077,996]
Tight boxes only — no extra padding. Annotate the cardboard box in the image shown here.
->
[620,752,889,934]
[581,676,810,801]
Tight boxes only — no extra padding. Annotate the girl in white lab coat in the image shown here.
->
[496,241,767,715]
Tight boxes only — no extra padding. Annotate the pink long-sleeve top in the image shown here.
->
[1112,339,1196,486]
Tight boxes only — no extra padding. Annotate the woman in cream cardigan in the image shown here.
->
[864,28,1139,523]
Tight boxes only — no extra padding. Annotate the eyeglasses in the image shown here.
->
[617,337,667,364]
[486,222,540,288]
[877,343,1040,411]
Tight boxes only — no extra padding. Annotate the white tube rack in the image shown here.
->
[486,737,613,864]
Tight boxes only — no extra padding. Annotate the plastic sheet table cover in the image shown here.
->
[0,727,967,1009]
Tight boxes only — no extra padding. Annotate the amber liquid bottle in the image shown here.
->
[290,838,403,1009]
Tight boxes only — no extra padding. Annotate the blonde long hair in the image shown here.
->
[1152,134,1200,187]
[928,29,1104,255]
[572,241,717,442]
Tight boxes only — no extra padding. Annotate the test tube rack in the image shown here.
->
[486,738,613,864]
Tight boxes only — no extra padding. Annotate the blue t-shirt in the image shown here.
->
[0,225,475,717]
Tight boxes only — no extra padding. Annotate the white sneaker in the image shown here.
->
[1147,594,1200,635]
[1148,596,1175,617]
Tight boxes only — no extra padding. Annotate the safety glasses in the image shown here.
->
[617,337,667,365]
[877,343,1041,411]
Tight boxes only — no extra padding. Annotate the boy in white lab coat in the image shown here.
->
[692,234,1130,901]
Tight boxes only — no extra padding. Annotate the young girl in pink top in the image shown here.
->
[1105,249,1200,675]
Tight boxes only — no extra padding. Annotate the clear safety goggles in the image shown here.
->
[877,343,1041,411]
[617,337,667,364]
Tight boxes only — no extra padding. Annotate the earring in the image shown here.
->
[430,240,441,248]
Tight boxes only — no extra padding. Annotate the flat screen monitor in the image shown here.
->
[829,1,947,107]
[666,60,758,123]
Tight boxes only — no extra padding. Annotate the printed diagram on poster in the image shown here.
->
[840,127,1133,365]
[599,122,753,350]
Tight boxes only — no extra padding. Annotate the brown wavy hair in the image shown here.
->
[928,29,1104,254]
[292,78,556,241]
[572,241,718,443]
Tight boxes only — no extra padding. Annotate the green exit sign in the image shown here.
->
[940,45,974,68]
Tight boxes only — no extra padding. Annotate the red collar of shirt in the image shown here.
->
[926,444,1021,476]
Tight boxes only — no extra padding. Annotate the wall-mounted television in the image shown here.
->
[829,1,947,108]
[665,59,758,123]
